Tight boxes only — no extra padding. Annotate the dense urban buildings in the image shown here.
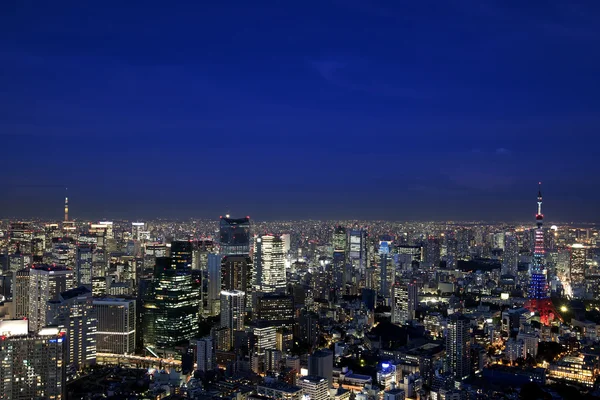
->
[0,187,600,399]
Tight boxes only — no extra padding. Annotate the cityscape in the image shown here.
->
[1,186,600,399]
[3,1,600,400]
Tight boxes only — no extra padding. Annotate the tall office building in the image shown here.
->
[332,226,348,288]
[219,216,251,256]
[94,298,136,355]
[171,240,193,270]
[8,222,33,255]
[221,255,253,293]
[349,229,367,270]
[220,290,246,349]
[207,254,222,316]
[256,293,295,329]
[254,235,286,293]
[445,314,471,381]
[47,286,97,375]
[379,237,394,297]
[569,244,587,285]
[196,336,214,372]
[76,244,94,286]
[308,348,334,387]
[0,320,66,400]
[13,268,29,319]
[131,222,145,241]
[503,232,519,276]
[425,237,441,267]
[143,256,200,351]
[391,281,418,325]
[29,265,74,332]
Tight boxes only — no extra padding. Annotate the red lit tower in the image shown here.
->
[525,183,561,325]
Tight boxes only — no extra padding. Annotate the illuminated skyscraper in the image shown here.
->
[254,235,286,293]
[219,216,251,256]
[94,298,136,355]
[76,244,94,286]
[171,240,193,270]
[391,281,418,325]
[0,320,66,400]
[445,314,471,381]
[503,232,519,276]
[221,255,252,293]
[12,268,29,319]
[29,265,74,332]
[349,229,367,270]
[206,254,222,316]
[47,286,97,375]
[144,256,201,352]
[569,244,587,286]
[220,290,245,349]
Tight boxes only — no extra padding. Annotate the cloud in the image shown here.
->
[496,147,511,155]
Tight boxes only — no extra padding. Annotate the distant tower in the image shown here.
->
[526,183,561,325]
[64,190,69,222]
[62,189,76,235]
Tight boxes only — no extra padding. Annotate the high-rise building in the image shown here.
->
[76,244,94,286]
[0,320,66,399]
[171,240,193,270]
[256,293,294,329]
[254,235,286,293]
[348,229,367,270]
[298,376,330,400]
[569,244,587,285]
[94,298,136,355]
[46,286,97,375]
[503,232,519,276]
[8,222,33,255]
[12,268,29,319]
[391,281,418,325]
[445,314,471,381]
[221,255,252,293]
[219,216,251,256]
[131,222,146,241]
[29,265,74,332]
[308,348,333,387]
[144,256,200,351]
[220,290,245,349]
[206,254,222,316]
[196,336,214,372]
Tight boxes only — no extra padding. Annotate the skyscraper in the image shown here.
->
[254,235,286,293]
[0,320,66,399]
[221,255,253,293]
[569,244,587,286]
[144,256,200,351]
[12,268,29,319]
[46,286,97,375]
[76,244,94,286]
[196,336,214,372]
[445,314,471,381]
[220,290,246,349]
[391,281,418,325]
[503,232,519,276]
[206,254,222,316]
[171,240,193,270]
[94,298,136,355]
[219,216,251,256]
[29,264,74,332]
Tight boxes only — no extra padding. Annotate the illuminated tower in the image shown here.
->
[528,183,547,300]
[62,190,76,235]
[526,183,561,325]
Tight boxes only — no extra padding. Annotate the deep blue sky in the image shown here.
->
[1,1,600,221]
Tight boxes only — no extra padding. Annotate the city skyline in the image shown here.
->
[2,2,600,221]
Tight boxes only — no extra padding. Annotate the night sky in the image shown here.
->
[1,1,600,222]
